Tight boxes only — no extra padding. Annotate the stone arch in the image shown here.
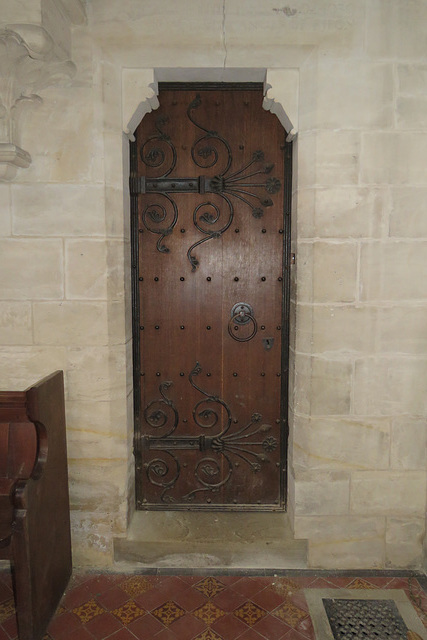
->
[122,68,299,141]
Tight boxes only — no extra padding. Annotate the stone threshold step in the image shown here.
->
[113,511,308,570]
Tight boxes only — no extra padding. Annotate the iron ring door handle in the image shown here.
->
[228,302,258,342]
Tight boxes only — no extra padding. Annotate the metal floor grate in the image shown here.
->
[322,598,408,640]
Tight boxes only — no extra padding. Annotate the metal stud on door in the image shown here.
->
[130,84,291,510]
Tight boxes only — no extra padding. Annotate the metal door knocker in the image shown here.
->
[228,302,258,342]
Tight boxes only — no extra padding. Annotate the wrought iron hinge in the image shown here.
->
[129,175,145,196]
[290,253,295,265]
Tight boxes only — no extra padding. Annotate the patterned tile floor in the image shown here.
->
[0,571,426,640]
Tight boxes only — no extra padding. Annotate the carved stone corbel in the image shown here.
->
[0,26,76,181]
[263,69,299,142]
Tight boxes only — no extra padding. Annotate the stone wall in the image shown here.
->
[0,0,426,569]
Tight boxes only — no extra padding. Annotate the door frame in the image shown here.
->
[129,81,293,511]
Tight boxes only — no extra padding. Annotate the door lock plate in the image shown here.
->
[262,337,275,351]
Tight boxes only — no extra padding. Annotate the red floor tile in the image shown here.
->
[295,614,315,640]
[47,611,82,639]
[127,612,165,639]
[0,583,12,605]
[167,613,206,640]
[1,570,426,640]
[231,578,266,598]
[283,629,312,640]
[85,611,122,638]
[212,612,248,639]
[237,628,265,640]
[211,587,248,612]
[62,583,95,610]
[251,586,287,611]
[152,627,178,640]
[1,615,17,639]
[96,586,130,611]
[105,629,138,640]
[62,628,96,640]
[253,612,292,639]
[172,586,207,611]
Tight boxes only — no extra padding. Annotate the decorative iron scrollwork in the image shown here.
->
[133,94,282,271]
[141,363,277,503]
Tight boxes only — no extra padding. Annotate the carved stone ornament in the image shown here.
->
[0,26,76,181]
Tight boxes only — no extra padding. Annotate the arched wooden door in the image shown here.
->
[130,83,291,511]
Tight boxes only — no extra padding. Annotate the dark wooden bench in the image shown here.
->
[0,371,72,640]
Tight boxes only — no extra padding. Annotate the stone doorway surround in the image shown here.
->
[116,67,303,569]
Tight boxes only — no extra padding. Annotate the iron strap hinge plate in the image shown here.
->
[130,175,226,196]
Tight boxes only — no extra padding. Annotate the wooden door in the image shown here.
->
[130,84,291,510]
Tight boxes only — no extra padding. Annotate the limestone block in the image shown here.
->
[315,131,360,186]
[66,345,127,402]
[91,4,225,68]
[106,240,127,301]
[386,518,425,569]
[365,0,397,57]
[107,299,128,346]
[293,470,350,516]
[103,186,125,239]
[293,415,390,471]
[390,418,427,470]
[395,0,427,58]
[12,184,105,236]
[360,241,427,301]
[293,353,312,416]
[294,243,312,304]
[288,348,296,414]
[293,354,352,416]
[288,300,298,352]
[101,62,123,134]
[33,301,109,346]
[0,302,32,345]
[66,428,126,461]
[298,242,357,303]
[0,346,66,389]
[0,185,11,235]
[361,133,427,185]
[396,98,427,130]
[65,397,129,438]
[351,470,427,517]
[366,0,427,59]
[389,187,427,238]
[68,459,128,511]
[70,512,114,568]
[298,187,387,239]
[16,84,101,184]
[311,358,352,415]
[296,304,377,355]
[294,515,385,569]
[71,25,94,86]
[294,132,316,188]
[103,133,124,189]
[0,238,63,299]
[397,65,427,96]
[314,61,393,129]
[65,239,108,299]
[354,357,427,416]
[292,302,312,354]
[226,0,354,41]
[379,306,427,355]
